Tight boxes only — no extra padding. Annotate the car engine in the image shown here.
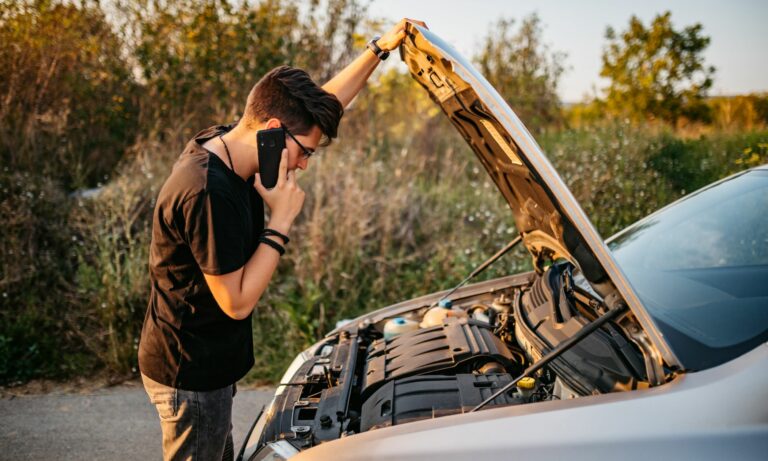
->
[255,263,647,452]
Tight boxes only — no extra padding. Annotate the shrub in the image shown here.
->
[0,170,85,384]
[67,139,175,376]
[0,1,139,190]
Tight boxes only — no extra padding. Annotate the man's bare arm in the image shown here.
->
[203,232,285,320]
[322,18,426,108]
[204,150,305,320]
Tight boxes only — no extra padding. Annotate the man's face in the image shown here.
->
[285,125,322,172]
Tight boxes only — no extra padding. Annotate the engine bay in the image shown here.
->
[255,263,648,452]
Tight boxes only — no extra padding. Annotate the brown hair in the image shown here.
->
[242,66,344,146]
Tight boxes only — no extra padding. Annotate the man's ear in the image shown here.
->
[264,118,282,129]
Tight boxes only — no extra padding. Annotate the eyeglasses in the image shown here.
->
[284,126,315,160]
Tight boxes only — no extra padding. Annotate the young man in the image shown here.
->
[138,18,426,461]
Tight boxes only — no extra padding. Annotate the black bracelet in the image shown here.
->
[261,228,290,245]
[367,36,390,61]
[258,236,285,256]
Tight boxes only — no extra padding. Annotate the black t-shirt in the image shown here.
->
[138,123,264,391]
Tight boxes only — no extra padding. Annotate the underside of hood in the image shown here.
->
[399,22,679,372]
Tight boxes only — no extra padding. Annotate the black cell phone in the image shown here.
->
[257,127,286,189]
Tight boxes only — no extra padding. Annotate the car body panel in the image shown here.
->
[399,22,679,374]
[291,343,768,461]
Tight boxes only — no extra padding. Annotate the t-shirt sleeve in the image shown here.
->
[182,190,246,275]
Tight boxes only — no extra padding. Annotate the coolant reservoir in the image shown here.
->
[383,317,419,339]
[419,307,468,328]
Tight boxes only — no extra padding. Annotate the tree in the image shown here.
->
[118,0,366,139]
[600,11,715,123]
[0,0,139,189]
[475,14,565,133]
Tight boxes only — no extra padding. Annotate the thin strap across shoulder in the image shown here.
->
[218,135,235,175]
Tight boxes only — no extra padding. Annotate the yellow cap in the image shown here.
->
[517,377,536,389]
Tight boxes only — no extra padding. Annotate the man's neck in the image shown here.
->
[212,123,260,181]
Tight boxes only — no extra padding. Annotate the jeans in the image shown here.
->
[142,373,236,461]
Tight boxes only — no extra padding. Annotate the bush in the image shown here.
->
[0,170,86,384]
[541,122,678,237]
[541,123,768,237]
[67,139,176,376]
[0,1,139,190]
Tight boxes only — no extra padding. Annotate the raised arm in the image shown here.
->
[322,18,427,108]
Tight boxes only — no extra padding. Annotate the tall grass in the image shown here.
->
[67,140,174,376]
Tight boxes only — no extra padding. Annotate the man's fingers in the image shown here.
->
[253,173,266,194]
[404,18,428,29]
[276,148,288,186]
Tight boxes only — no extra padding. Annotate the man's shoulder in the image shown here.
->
[158,150,209,207]
[155,123,240,209]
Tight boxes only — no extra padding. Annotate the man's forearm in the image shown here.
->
[322,18,416,107]
[206,230,287,321]
[322,48,380,108]
[234,235,284,316]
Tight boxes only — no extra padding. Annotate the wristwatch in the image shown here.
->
[367,36,390,61]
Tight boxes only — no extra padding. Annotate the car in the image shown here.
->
[238,22,768,461]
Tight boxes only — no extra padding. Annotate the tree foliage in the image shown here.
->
[475,14,565,133]
[0,0,139,189]
[600,11,715,123]
[119,0,365,140]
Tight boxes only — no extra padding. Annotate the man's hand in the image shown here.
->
[253,148,305,234]
[377,18,428,52]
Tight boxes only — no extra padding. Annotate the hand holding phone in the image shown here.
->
[257,127,286,189]
[253,148,306,235]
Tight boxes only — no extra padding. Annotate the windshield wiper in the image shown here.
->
[431,235,523,308]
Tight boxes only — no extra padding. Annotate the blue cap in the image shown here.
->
[393,318,406,325]
[438,299,453,308]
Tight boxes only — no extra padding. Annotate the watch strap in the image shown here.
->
[367,36,390,61]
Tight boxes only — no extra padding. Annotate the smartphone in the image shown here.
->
[257,127,286,189]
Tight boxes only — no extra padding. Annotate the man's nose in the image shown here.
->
[297,157,308,170]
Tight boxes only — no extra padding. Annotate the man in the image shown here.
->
[138,18,426,461]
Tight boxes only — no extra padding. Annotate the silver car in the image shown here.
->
[239,22,768,461]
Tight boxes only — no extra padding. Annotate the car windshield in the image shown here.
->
[608,169,768,371]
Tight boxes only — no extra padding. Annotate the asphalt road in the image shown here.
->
[0,381,275,460]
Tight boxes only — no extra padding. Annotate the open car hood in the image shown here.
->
[400,23,680,373]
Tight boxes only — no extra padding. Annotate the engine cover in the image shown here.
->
[361,317,516,398]
[361,373,522,431]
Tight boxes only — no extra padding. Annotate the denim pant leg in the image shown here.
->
[142,373,235,461]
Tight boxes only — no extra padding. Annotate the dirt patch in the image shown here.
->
[0,372,137,398]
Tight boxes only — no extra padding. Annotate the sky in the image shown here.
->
[367,0,768,103]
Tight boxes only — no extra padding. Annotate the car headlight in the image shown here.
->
[242,344,327,460]
[249,440,299,460]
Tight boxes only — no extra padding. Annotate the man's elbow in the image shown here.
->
[220,301,254,321]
